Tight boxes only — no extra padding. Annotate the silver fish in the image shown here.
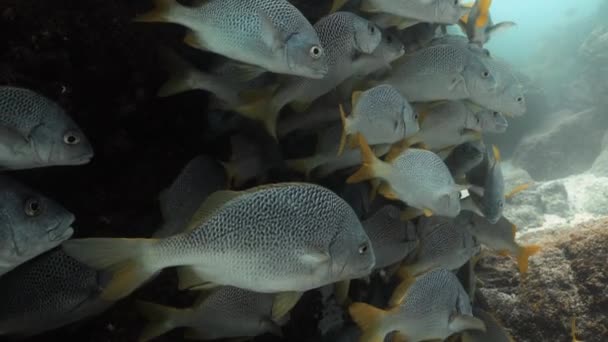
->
[361,0,471,26]
[458,0,516,47]
[63,183,375,301]
[444,140,486,180]
[136,0,328,79]
[0,87,93,170]
[0,249,111,337]
[137,286,284,341]
[466,145,505,223]
[0,176,75,276]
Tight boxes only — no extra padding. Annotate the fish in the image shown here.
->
[339,182,373,219]
[0,249,111,337]
[462,307,515,342]
[465,145,505,224]
[135,0,329,79]
[155,155,227,238]
[0,176,75,276]
[63,183,375,301]
[137,286,285,341]
[396,216,480,296]
[239,12,382,137]
[383,43,497,103]
[221,135,271,188]
[363,206,418,270]
[458,0,517,47]
[463,212,541,274]
[406,101,484,151]
[349,269,486,342]
[277,100,341,138]
[477,108,509,133]
[347,135,463,218]
[361,0,471,27]
[339,85,418,155]
[0,86,93,170]
[444,140,487,181]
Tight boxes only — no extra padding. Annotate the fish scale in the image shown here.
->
[0,87,56,136]
[0,249,108,336]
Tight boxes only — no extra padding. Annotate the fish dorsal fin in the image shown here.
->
[351,90,363,109]
[185,190,242,232]
[338,104,351,156]
[272,291,303,321]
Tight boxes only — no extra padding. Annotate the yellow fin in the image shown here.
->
[62,238,158,301]
[492,145,501,162]
[272,292,303,321]
[400,208,422,221]
[338,104,351,156]
[136,301,183,342]
[423,209,433,217]
[133,0,176,23]
[571,317,584,342]
[335,280,351,306]
[347,134,383,184]
[235,92,279,139]
[176,266,216,291]
[389,272,415,307]
[517,244,541,274]
[286,157,318,180]
[349,302,389,342]
[351,90,363,108]
[183,31,205,50]
[511,224,517,239]
[185,190,241,231]
[476,0,492,28]
[506,183,531,199]
[378,183,399,201]
[460,12,470,24]
[360,0,382,13]
[329,0,349,13]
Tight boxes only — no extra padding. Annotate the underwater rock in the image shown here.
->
[475,220,608,342]
[589,130,608,177]
[512,108,608,181]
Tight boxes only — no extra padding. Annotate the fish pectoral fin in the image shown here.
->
[449,74,466,92]
[300,248,331,267]
[487,21,517,37]
[259,10,285,52]
[449,314,486,333]
[185,190,242,231]
[335,280,352,306]
[176,265,216,291]
[468,184,485,197]
[272,291,303,321]
[183,30,208,50]
[0,125,29,153]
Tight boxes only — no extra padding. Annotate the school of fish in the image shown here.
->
[1,0,546,341]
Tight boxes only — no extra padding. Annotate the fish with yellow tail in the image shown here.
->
[459,0,517,47]
[347,135,464,218]
[349,269,486,342]
[63,183,375,301]
[135,0,328,79]
[338,85,418,156]
[463,212,541,275]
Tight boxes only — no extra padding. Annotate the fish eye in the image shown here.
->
[482,71,490,78]
[386,35,393,43]
[454,0,458,4]
[24,198,43,217]
[369,24,376,34]
[358,243,369,255]
[310,45,323,59]
[63,131,81,145]
[493,111,499,116]
[414,112,419,120]
[499,201,504,208]
[476,117,481,124]
[516,97,523,102]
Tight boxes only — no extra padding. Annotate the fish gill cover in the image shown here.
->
[0,0,607,341]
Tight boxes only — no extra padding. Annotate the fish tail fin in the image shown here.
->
[137,301,186,342]
[517,244,541,274]
[236,91,280,139]
[156,48,201,97]
[62,238,160,301]
[348,302,389,342]
[338,104,350,156]
[476,0,492,28]
[347,134,386,184]
[286,157,320,180]
[134,0,180,23]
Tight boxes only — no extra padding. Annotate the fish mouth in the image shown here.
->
[307,66,329,79]
[49,225,74,242]
[69,152,95,165]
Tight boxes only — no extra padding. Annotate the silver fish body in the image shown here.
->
[444,140,486,180]
[361,0,470,25]
[0,176,75,276]
[0,87,93,170]
[466,147,505,223]
[0,249,110,337]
